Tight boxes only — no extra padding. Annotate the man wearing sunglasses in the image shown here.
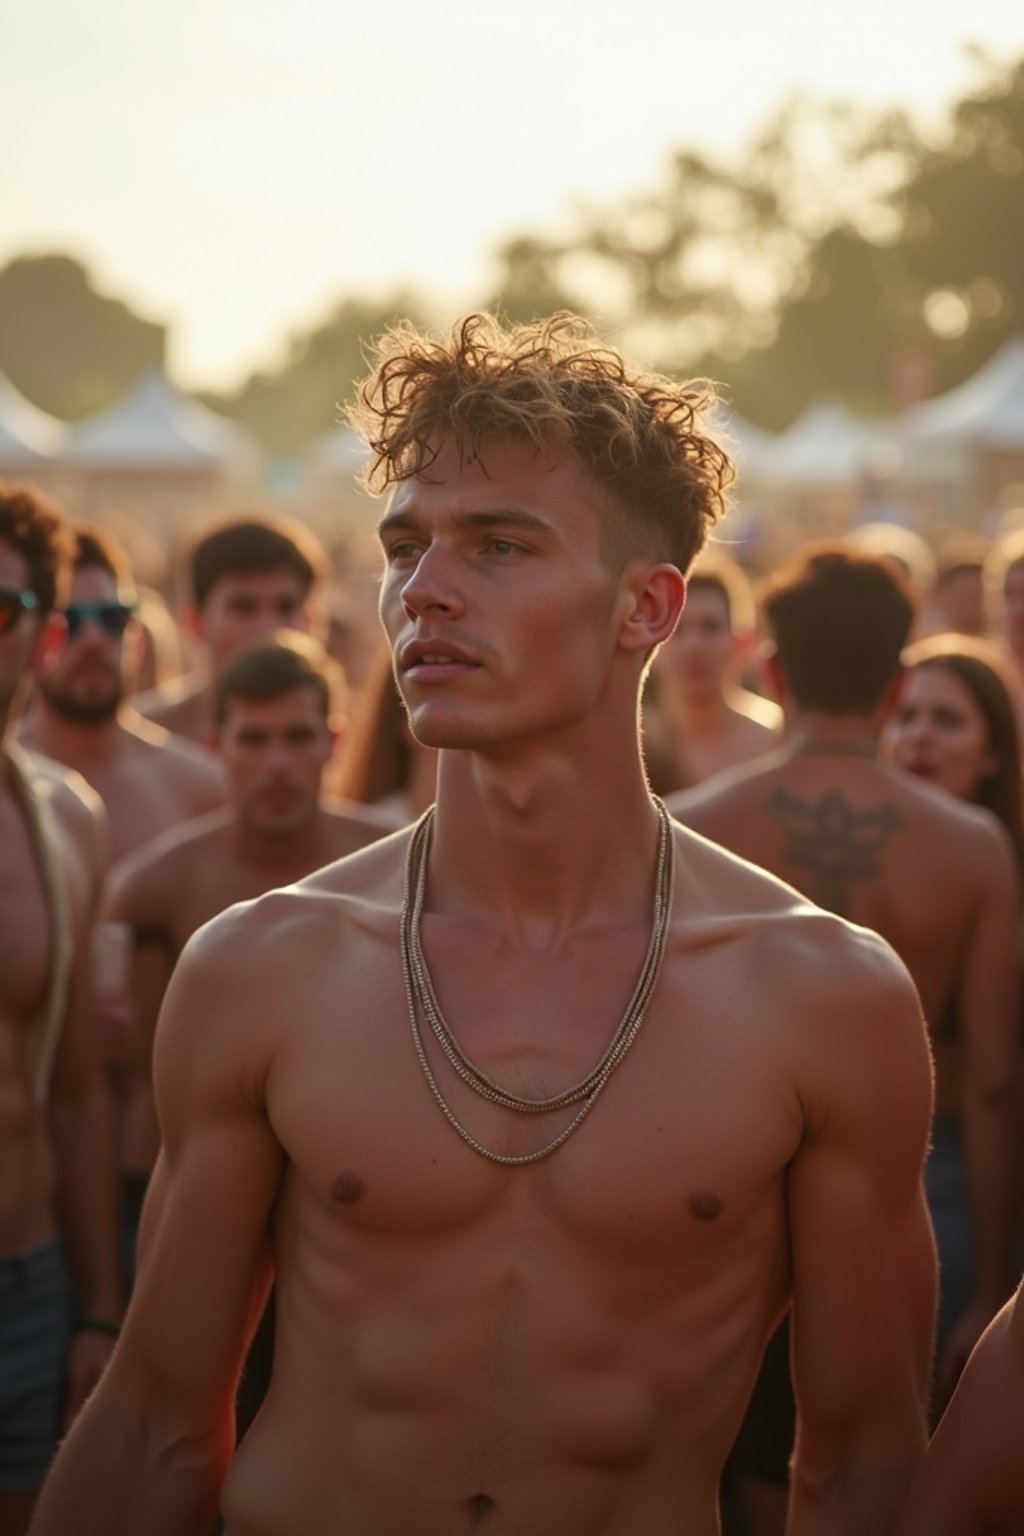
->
[0,484,122,1534]
[21,526,224,866]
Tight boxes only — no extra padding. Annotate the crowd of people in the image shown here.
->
[2,309,1024,1534]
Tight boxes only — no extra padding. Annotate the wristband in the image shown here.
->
[74,1316,121,1340]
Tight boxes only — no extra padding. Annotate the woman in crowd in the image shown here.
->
[885,632,1024,1405]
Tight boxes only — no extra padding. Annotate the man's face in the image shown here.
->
[197,567,313,670]
[0,541,42,720]
[658,583,735,704]
[35,566,133,724]
[216,685,332,836]
[377,435,631,752]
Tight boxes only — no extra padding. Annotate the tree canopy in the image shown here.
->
[2,49,1021,449]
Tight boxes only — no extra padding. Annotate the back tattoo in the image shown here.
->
[767,788,904,917]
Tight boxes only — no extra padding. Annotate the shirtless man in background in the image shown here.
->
[31,315,935,1536]
[0,486,121,1533]
[136,512,328,744]
[21,523,224,864]
[650,552,781,788]
[101,630,393,1254]
[671,545,1020,1532]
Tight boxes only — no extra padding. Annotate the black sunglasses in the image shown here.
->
[0,586,40,635]
[62,600,136,640]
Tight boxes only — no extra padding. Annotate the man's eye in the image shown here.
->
[385,542,421,562]
[487,538,523,556]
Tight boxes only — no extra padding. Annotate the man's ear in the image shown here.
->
[186,606,205,643]
[618,565,687,653]
[202,722,221,755]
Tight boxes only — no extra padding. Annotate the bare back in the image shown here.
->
[671,751,1014,1034]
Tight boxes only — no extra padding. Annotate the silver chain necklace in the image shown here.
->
[399,799,675,1165]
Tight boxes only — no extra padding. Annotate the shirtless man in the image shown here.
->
[0,486,121,1533]
[669,545,1019,1529]
[101,630,393,1241]
[896,1269,1024,1535]
[30,314,935,1536]
[20,524,224,864]
[135,512,328,743]
[651,552,782,787]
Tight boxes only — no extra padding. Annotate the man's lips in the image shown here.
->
[400,639,481,679]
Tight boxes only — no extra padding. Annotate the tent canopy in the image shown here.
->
[907,338,1024,449]
[62,369,256,470]
[0,371,66,467]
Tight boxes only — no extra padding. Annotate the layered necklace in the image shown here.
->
[400,799,676,1165]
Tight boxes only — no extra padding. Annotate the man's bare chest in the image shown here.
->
[266,943,802,1270]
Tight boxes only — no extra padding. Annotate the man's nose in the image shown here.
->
[400,543,464,621]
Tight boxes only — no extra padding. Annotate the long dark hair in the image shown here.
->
[903,632,1024,875]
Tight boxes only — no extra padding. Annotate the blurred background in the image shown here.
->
[3,0,1024,585]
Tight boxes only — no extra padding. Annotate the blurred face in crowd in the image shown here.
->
[35,565,136,724]
[658,583,735,705]
[935,567,986,637]
[1002,561,1024,656]
[0,541,42,719]
[216,684,333,836]
[198,567,314,670]
[887,663,996,805]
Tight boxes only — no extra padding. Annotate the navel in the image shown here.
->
[465,1493,496,1525]
[329,1170,367,1205]
[688,1188,724,1222]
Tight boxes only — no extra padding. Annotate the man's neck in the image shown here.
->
[25,702,122,767]
[786,708,881,755]
[428,748,663,941]
[228,805,330,871]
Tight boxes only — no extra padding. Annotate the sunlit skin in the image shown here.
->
[21,567,224,864]
[0,540,121,1534]
[216,687,335,838]
[197,568,315,672]
[28,437,934,1536]
[137,566,319,744]
[35,566,128,720]
[654,584,781,784]
[886,665,997,804]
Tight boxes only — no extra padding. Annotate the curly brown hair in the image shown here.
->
[0,481,70,615]
[348,312,734,573]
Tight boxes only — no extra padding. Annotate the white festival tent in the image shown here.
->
[60,368,258,474]
[0,371,66,469]
[904,338,1024,485]
[766,402,897,487]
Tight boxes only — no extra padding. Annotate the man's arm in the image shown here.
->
[30,907,284,1535]
[942,826,1022,1395]
[46,787,122,1421]
[786,927,936,1536]
[895,1272,1024,1535]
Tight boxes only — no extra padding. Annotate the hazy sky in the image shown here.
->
[4,0,1023,389]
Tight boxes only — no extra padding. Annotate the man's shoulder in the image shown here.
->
[133,676,206,731]
[674,816,914,998]
[107,808,230,903]
[668,754,787,833]
[122,710,220,772]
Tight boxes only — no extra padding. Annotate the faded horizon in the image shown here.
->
[5,0,1024,391]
